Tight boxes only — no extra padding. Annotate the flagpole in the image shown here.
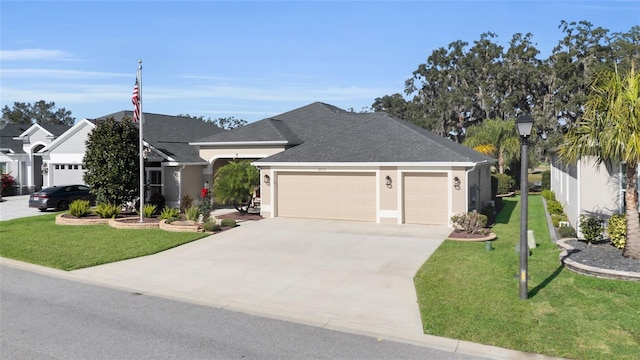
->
[137,60,144,223]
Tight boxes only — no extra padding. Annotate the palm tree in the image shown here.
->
[464,118,521,174]
[213,160,260,213]
[557,65,640,259]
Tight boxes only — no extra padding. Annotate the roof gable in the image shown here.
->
[193,102,351,144]
[39,119,95,153]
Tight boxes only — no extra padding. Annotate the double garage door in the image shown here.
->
[275,172,449,225]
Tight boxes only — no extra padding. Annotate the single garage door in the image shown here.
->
[276,172,376,222]
[403,173,448,225]
[52,164,85,185]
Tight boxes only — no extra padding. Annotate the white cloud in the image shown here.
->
[0,49,75,61]
[0,68,130,79]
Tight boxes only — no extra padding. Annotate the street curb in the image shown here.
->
[1,257,567,360]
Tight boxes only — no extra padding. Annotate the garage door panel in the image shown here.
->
[404,173,448,225]
[277,172,375,222]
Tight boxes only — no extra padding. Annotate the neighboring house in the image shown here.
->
[191,102,496,226]
[551,154,630,229]
[0,122,70,194]
[38,112,224,208]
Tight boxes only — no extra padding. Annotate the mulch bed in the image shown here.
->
[447,230,491,240]
[113,217,161,224]
[563,239,640,273]
[215,212,263,221]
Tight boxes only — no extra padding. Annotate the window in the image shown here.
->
[0,162,6,173]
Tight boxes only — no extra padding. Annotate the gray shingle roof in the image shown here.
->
[192,118,302,145]
[195,101,494,165]
[255,112,495,164]
[0,123,30,153]
[94,111,224,163]
[0,123,71,154]
[194,102,348,144]
[39,124,72,137]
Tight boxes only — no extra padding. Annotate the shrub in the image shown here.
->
[164,217,180,224]
[185,206,200,221]
[67,199,91,218]
[557,225,577,238]
[546,200,564,216]
[1,173,16,196]
[180,194,193,214]
[220,218,237,227]
[541,189,555,202]
[199,188,212,223]
[202,221,220,232]
[541,170,551,190]
[551,213,568,228]
[579,215,604,243]
[607,214,626,249]
[95,203,121,218]
[494,173,514,195]
[480,203,495,217]
[159,207,180,220]
[490,175,498,199]
[140,204,157,218]
[149,193,165,215]
[451,212,487,234]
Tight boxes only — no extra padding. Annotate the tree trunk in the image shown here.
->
[623,162,640,259]
[498,152,505,174]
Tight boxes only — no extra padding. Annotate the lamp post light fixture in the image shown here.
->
[516,114,534,300]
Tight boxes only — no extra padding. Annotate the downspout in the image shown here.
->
[465,160,489,212]
[178,165,186,209]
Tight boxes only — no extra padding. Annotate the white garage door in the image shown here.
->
[52,164,85,185]
[276,172,376,222]
[403,173,448,225]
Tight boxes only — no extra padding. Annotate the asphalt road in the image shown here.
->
[0,265,484,360]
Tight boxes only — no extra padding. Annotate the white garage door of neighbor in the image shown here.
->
[276,172,376,222]
[52,164,85,185]
[403,173,448,225]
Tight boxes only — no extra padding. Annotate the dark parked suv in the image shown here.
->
[28,185,96,211]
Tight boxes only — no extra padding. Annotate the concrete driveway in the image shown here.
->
[71,217,452,335]
[0,195,53,221]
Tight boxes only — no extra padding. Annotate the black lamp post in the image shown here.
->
[516,114,534,300]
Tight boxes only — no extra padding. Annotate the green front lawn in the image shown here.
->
[415,195,640,360]
[0,214,207,270]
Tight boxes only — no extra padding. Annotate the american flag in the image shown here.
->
[132,79,140,122]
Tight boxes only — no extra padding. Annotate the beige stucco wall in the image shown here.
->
[451,168,467,215]
[260,167,272,216]
[180,165,206,206]
[379,166,398,218]
[199,146,285,164]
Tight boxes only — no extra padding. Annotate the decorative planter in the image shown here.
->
[447,231,497,242]
[56,213,110,225]
[159,219,202,232]
[109,217,160,229]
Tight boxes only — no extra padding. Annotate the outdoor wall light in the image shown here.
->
[385,175,392,188]
[263,174,270,185]
[453,176,461,189]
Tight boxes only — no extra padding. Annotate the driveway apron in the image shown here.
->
[72,217,452,334]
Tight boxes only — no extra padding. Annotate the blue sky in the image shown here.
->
[1,1,639,124]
